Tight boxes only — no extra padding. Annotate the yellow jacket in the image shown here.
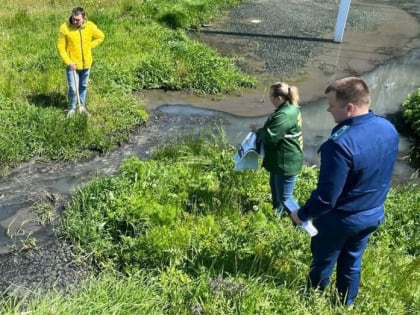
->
[57,19,105,70]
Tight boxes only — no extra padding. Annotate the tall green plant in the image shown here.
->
[401,88,420,170]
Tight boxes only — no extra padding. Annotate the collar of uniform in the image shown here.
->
[332,110,375,133]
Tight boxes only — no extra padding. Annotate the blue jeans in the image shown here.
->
[309,208,384,305]
[66,67,91,110]
[269,173,299,216]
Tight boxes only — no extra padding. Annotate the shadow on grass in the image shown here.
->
[27,93,67,110]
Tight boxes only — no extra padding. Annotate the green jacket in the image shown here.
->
[256,101,303,175]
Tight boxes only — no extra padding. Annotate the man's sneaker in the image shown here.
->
[79,107,91,116]
[67,109,76,118]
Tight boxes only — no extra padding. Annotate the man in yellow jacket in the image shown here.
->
[57,7,105,117]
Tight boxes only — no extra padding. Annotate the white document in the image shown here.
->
[284,199,318,237]
[233,132,264,171]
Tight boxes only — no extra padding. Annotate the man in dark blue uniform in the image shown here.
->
[291,77,399,305]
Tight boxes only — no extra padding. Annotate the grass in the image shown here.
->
[0,0,255,170]
[0,133,418,314]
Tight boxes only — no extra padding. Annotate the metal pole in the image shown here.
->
[333,0,351,43]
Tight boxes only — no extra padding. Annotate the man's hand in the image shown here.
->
[290,210,303,225]
[69,62,77,70]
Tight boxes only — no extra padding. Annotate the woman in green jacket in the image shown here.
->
[250,82,303,216]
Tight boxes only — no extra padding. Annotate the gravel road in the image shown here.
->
[196,0,386,75]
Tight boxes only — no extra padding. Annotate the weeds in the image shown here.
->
[40,133,418,314]
[0,0,255,170]
[401,88,420,169]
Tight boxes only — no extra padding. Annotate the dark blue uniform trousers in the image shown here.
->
[309,207,383,305]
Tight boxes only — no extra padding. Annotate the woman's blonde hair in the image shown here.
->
[270,82,300,105]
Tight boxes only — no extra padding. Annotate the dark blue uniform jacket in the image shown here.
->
[298,111,399,221]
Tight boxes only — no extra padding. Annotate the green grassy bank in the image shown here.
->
[0,0,255,170]
[1,134,418,314]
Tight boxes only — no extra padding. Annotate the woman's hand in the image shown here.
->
[250,124,259,132]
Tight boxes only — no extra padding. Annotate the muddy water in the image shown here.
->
[0,113,219,253]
